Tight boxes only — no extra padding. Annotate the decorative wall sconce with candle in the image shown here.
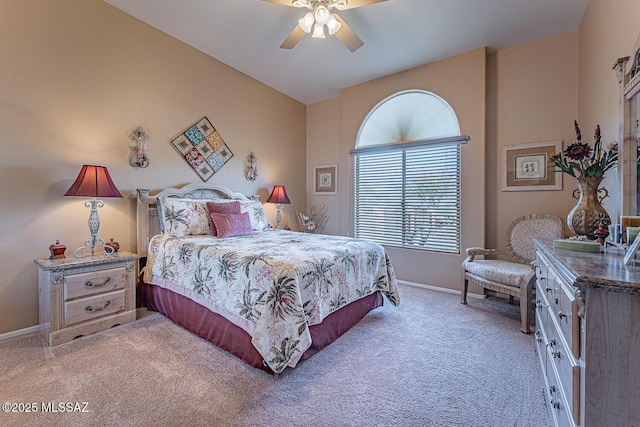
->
[64,165,123,257]
[246,152,258,181]
[129,126,149,168]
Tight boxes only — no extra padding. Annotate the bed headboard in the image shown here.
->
[136,183,253,257]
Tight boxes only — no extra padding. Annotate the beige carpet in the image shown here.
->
[0,284,549,427]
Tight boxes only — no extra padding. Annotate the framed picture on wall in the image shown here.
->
[313,164,338,195]
[501,141,563,191]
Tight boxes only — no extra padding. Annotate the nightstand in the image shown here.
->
[34,251,139,346]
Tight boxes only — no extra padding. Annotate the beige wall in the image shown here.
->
[307,48,487,290]
[0,0,306,334]
[578,0,640,219]
[305,97,342,235]
[486,31,579,248]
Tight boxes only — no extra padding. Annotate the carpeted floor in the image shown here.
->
[0,284,550,427]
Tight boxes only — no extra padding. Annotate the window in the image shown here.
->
[351,90,466,254]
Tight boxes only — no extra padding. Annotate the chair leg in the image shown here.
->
[461,276,468,305]
[519,281,534,334]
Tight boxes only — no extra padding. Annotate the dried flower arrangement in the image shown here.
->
[296,204,328,233]
[549,120,618,178]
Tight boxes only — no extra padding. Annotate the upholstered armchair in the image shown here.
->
[461,214,563,333]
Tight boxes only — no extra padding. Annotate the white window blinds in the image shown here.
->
[351,136,466,254]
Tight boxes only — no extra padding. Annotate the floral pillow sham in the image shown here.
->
[158,197,268,236]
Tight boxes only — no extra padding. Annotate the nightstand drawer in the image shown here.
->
[65,267,126,300]
[64,289,126,326]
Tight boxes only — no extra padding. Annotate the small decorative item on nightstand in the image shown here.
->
[48,240,66,259]
[105,238,120,253]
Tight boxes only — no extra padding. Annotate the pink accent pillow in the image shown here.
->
[207,201,241,235]
[209,212,253,238]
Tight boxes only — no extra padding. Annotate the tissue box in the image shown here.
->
[553,239,602,253]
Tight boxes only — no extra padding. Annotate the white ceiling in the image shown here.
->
[103,0,589,105]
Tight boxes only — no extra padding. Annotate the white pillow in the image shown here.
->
[157,197,211,236]
[239,200,269,231]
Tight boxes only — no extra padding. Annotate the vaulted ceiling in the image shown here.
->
[103,0,589,105]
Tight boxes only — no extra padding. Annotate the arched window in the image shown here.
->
[350,90,467,254]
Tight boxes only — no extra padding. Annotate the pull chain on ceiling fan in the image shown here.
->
[262,0,388,52]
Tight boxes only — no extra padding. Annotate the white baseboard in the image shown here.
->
[0,325,41,341]
[397,279,487,299]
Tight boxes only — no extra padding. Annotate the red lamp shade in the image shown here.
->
[64,165,123,198]
[266,185,291,205]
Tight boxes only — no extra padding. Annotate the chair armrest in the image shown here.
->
[465,247,498,257]
[462,247,499,264]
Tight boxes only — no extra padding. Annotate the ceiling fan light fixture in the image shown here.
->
[326,14,341,35]
[312,22,326,38]
[298,12,314,33]
[314,4,330,26]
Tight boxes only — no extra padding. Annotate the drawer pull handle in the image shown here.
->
[558,311,567,320]
[545,287,552,292]
[551,400,561,409]
[552,350,561,359]
[84,300,111,312]
[549,385,556,393]
[85,277,111,288]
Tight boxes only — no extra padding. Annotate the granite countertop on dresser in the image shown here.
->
[534,238,640,295]
[34,251,139,271]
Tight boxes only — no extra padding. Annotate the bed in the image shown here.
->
[136,183,400,374]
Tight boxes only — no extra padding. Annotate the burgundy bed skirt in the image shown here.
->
[137,282,384,374]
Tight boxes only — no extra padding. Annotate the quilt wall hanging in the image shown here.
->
[170,116,234,181]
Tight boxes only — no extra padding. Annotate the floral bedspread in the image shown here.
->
[144,230,399,373]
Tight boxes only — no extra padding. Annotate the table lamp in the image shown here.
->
[266,185,290,230]
[64,165,123,257]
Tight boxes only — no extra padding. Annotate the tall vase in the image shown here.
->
[567,176,610,239]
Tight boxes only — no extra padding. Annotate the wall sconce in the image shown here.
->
[246,152,258,181]
[129,126,149,168]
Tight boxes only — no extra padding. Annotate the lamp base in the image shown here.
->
[275,204,283,230]
[73,198,114,258]
[73,239,115,258]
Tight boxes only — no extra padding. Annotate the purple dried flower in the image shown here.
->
[564,142,592,161]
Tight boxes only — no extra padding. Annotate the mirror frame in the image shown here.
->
[613,33,640,216]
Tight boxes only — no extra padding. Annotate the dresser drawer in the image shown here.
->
[64,289,126,326]
[557,283,580,359]
[64,267,126,300]
[546,310,580,426]
[546,352,574,427]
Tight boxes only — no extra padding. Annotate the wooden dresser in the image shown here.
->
[34,251,138,346]
[533,238,640,427]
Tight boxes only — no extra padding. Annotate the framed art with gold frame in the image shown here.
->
[313,164,338,195]
[502,141,563,191]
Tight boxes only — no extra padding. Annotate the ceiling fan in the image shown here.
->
[262,0,388,52]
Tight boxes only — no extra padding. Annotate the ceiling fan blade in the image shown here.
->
[262,0,300,7]
[280,25,307,49]
[335,0,388,10]
[332,15,364,52]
